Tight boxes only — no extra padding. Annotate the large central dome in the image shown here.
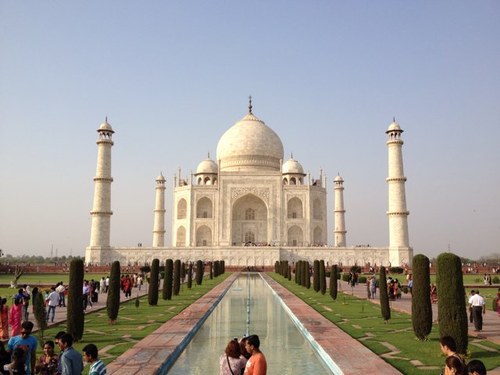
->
[216,110,284,172]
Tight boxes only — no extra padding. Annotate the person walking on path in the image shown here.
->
[82,344,106,375]
[57,333,83,375]
[55,282,66,308]
[7,321,38,375]
[243,335,267,375]
[0,298,9,340]
[45,287,59,323]
[468,290,486,331]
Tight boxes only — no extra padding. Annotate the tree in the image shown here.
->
[148,258,160,306]
[107,261,121,323]
[330,265,338,300]
[209,261,213,280]
[11,265,26,288]
[319,260,326,295]
[163,259,173,300]
[67,258,84,341]
[173,259,181,296]
[305,261,311,289]
[437,252,468,354]
[196,260,203,285]
[187,263,193,289]
[411,254,432,340]
[33,292,48,338]
[379,266,391,322]
[313,260,320,292]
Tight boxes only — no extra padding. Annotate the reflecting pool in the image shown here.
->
[167,273,335,374]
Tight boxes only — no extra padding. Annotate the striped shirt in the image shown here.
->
[89,359,106,375]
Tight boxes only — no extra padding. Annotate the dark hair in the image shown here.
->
[239,338,251,359]
[246,335,260,349]
[224,339,241,359]
[467,359,486,375]
[82,343,98,359]
[440,336,457,352]
[60,333,74,347]
[55,331,66,340]
[21,321,34,331]
[43,340,55,349]
[446,355,466,375]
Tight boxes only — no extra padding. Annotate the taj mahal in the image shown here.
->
[85,99,413,268]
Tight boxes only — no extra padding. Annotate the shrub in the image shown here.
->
[389,266,404,274]
[163,259,173,300]
[33,292,48,338]
[319,260,326,295]
[437,252,468,354]
[209,261,213,280]
[107,261,121,323]
[305,261,311,289]
[492,276,499,284]
[411,254,432,340]
[358,276,367,284]
[274,261,279,274]
[187,263,193,289]
[350,265,362,274]
[313,260,320,292]
[173,259,181,296]
[67,258,84,341]
[196,260,203,285]
[342,273,350,282]
[330,265,338,300]
[148,259,160,306]
[379,266,390,321]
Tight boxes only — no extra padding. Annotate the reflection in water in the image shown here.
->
[167,273,333,374]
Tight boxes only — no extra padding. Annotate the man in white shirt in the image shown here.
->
[468,290,486,331]
[46,287,60,323]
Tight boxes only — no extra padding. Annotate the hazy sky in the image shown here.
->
[1,1,499,261]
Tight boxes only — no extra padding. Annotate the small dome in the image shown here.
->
[156,173,166,182]
[282,158,304,175]
[196,158,218,174]
[98,119,114,132]
[386,119,403,133]
[216,111,284,172]
[334,175,344,182]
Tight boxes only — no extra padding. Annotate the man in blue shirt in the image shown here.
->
[7,321,38,375]
[58,333,83,375]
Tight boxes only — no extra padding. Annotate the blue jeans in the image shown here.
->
[47,305,56,322]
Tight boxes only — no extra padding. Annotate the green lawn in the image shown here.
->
[269,273,500,375]
[15,274,230,375]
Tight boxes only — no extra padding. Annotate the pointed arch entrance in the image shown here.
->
[232,194,268,245]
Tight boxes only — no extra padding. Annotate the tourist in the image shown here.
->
[9,299,22,337]
[5,347,26,374]
[369,276,377,299]
[35,340,58,375]
[0,298,9,339]
[239,338,251,360]
[82,281,91,310]
[56,283,66,307]
[82,344,106,375]
[243,335,266,375]
[58,333,83,375]
[7,321,38,375]
[444,355,466,375]
[45,287,59,323]
[14,288,30,323]
[468,290,485,331]
[54,331,66,375]
[467,359,487,375]
[219,339,246,375]
[99,278,106,294]
[430,284,438,303]
[440,336,465,374]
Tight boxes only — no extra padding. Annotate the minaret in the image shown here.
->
[152,173,166,247]
[89,118,114,248]
[386,118,410,265]
[333,174,347,247]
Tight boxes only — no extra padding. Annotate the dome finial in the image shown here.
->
[248,95,253,114]
[393,116,396,123]
[105,116,108,123]
[290,152,293,159]
[207,151,210,159]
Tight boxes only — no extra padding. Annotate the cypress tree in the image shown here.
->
[294,261,299,284]
[221,260,225,274]
[313,260,320,292]
[305,261,311,289]
[288,265,292,281]
[181,262,186,282]
[209,261,213,280]
[187,263,193,289]
[437,252,468,354]
[274,261,279,274]
[196,260,203,285]
[411,254,432,340]
[67,258,84,341]
[330,265,338,300]
[173,259,181,296]
[148,258,160,306]
[319,260,326,295]
[107,261,121,323]
[379,266,391,322]
[33,292,48,338]
[163,259,173,300]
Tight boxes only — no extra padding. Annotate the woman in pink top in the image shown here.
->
[0,298,9,339]
[9,298,22,337]
[219,339,247,375]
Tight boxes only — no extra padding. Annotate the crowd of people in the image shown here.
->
[440,335,487,375]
